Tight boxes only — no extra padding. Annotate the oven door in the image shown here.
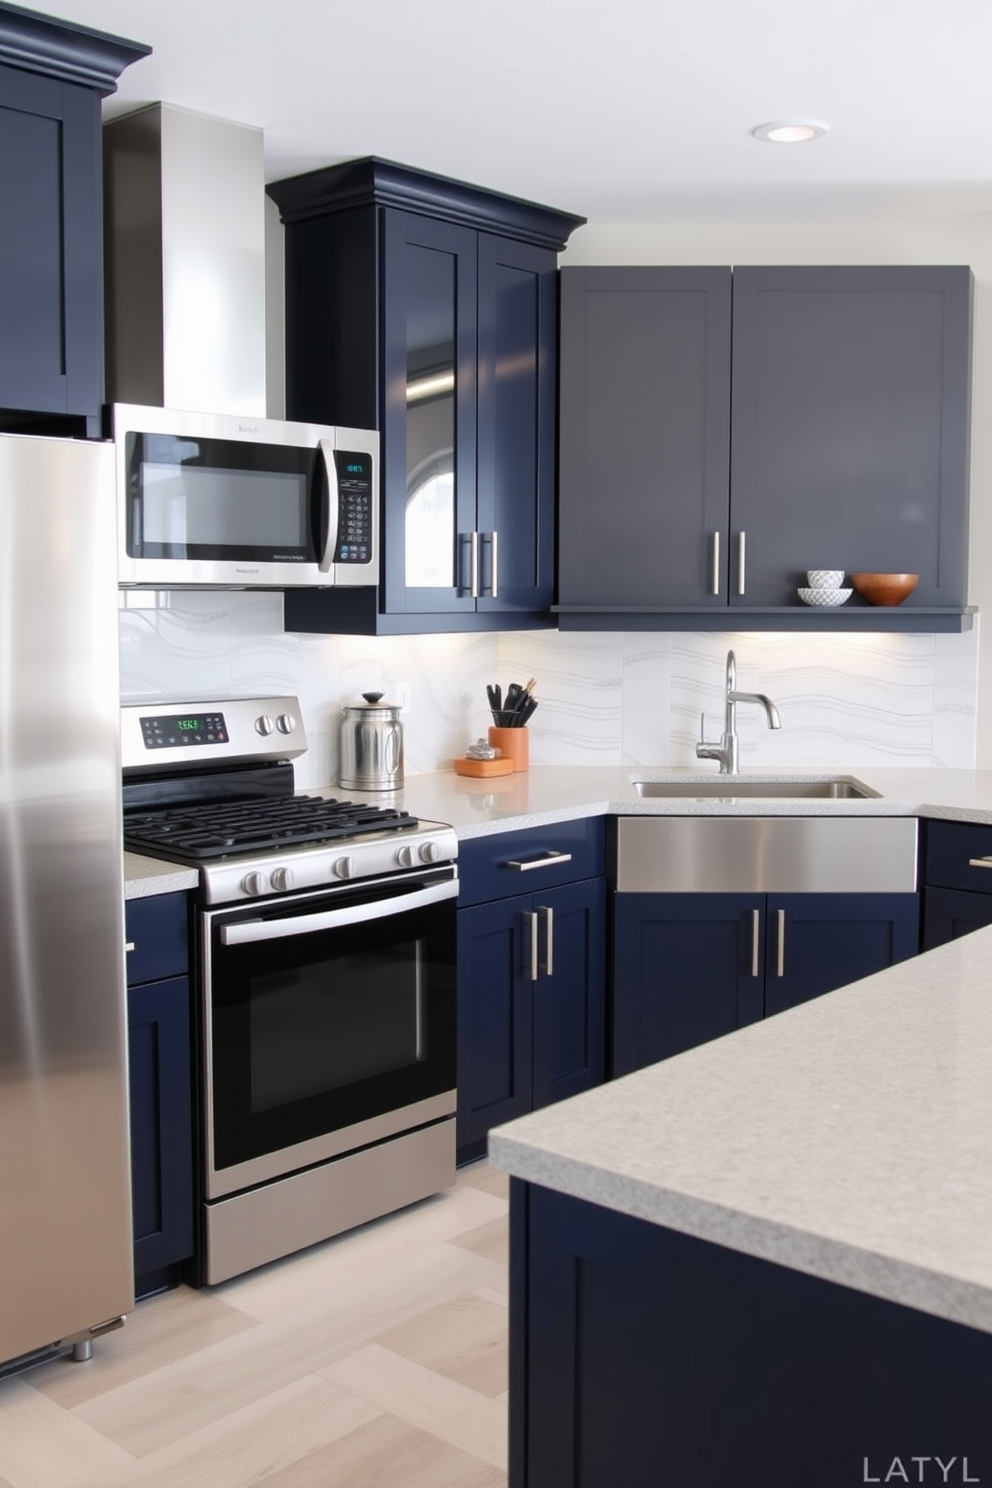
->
[201,866,457,1199]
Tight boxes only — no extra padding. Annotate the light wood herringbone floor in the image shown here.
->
[0,1160,508,1488]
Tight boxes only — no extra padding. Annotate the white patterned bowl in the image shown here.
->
[798,586,852,607]
[806,570,845,589]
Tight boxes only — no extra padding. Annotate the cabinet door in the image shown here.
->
[0,63,103,423]
[558,267,732,608]
[476,234,556,612]
[612,892,764,1077]
[531,878,606,1110]
[730,267,971,607]
[127,975,194,1295]
[382,209,478,615]
[457,893,534,1154]
[923,886,992,950]
[764,892,920,1018]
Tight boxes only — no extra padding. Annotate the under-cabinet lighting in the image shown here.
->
[752,120,829,144]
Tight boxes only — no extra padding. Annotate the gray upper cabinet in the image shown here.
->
[557,264,973,631]
[558,267,732,609]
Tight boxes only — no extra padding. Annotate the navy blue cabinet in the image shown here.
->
[0,7,147,434]
[268,158,583,635]
[510,1180,992,1488]
[125,892,194,1299]
[456,821,606,1161]
[613,890,919,1076]
[557,265,972,632]
[923,819,992,949]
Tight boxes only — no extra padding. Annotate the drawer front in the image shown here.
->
[925,819,992,895]
[458,817,605,906]
[125,892,190,986]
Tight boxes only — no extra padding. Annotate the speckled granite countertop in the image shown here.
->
[489,917,992,1337]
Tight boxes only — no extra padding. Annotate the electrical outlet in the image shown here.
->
[395,682,411,715]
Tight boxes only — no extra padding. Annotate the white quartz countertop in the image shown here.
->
[391,763,992,837]
[123,763,992,891]
[124,851,198,900]
[489,924,992,1336]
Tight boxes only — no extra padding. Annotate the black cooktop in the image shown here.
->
[123,793,417,863]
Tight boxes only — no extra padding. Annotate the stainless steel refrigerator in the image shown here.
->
[0,431,132,1372]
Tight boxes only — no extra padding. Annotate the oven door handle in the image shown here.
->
[219,877,458,945]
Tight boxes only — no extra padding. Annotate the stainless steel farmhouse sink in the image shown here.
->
[630,774,880,801]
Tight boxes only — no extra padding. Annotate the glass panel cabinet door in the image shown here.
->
[382,211,478,614]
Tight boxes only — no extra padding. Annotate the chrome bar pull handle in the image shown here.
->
[968,856,992,870]
[470,530,480,599]
[505,850,573,873]
[710,531,720,596]
[540,905,554,977]
[525,911,539,981]
[737,531,747,596]
[750,909,760,978]
[488,530,499,598]
[776,908,786,977]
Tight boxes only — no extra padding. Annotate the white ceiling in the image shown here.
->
[44,0,992,224]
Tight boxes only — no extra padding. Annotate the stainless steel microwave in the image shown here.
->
[114,404,378,588]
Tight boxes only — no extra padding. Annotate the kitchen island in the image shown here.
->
[487,921,992,1488]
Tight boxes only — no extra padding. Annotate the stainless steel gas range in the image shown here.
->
[122,697,458,1286]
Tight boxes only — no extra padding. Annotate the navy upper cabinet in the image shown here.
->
[268,158,584,634]
[557,264,973,631]
[0,6,148,435]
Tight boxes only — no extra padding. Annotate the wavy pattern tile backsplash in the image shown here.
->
[119,593,979,788]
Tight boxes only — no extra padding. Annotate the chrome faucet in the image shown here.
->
[696,649,782,775]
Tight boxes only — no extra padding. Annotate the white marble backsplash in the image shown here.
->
[119,592,979,786]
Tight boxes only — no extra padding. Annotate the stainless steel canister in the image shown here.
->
[339,692,405,791]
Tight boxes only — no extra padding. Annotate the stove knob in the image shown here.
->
[276,713,297,734]
[395,843,415,869]
[255,714,275,736]
[333,856,355,880]
[271,866,294,892]
[419,840,440,864]
[242,871,268,897]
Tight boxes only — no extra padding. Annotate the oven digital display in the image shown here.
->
[140,712,228,748]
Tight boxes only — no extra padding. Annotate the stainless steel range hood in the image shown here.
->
[103,103,267,416]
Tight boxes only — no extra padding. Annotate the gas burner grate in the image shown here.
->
[124,793,416,861]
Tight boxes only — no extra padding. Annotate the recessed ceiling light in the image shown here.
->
[752,121,829,144]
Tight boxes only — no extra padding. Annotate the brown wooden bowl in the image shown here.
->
[850,572,920,606]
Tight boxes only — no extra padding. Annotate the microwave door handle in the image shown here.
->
[218,876,458,946]
[317,437,339,575]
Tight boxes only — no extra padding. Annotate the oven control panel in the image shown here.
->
[201,822,460,904]
[122,696,307,769]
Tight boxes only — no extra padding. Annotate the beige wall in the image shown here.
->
[562,216,992,767]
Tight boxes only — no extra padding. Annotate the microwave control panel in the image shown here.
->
[334,450,373,564]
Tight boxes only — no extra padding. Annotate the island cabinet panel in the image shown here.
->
[269,157,582,635]
[510,1180,992,1488]
[456,821,606,1162]
[557,264,972,631]
[923,818,992,949]
[125,893,194,1299]
[612,890,919,1075]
